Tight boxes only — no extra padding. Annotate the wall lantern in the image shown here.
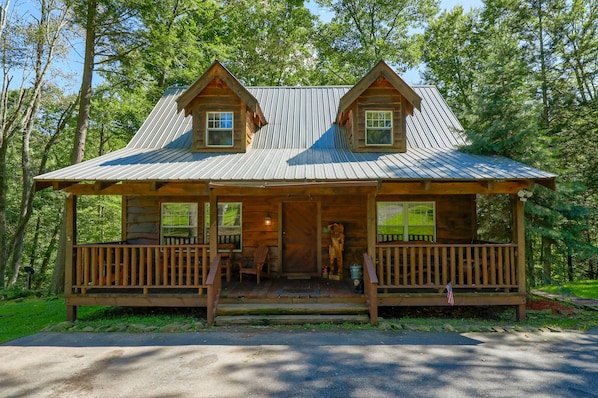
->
[517,189,533,202]
[264,214,272,226]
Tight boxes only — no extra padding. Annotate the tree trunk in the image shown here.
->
[51,0,96,294]
[542,236,552,284]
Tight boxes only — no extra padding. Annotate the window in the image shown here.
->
[206,111,233,147]
[377,202,435,242]
[204,202,242,250]
[365,110,393,145]
[161,203,198,244]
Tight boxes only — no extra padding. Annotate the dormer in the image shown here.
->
[176,60,267,152]
[336,60,421,153]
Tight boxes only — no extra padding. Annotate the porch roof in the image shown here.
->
[34,146,554,183]
[35,85,556,186]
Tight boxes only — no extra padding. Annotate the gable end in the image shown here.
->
[337,61,421,153]
[176,61,266,152]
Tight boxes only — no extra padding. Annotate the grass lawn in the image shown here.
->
[537,280,598,299]
[2,281,598,344]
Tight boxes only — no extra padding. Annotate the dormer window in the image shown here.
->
[366,110,393,145]
[207,112,234,147]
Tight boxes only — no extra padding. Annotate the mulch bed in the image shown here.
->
[379,298,576,320]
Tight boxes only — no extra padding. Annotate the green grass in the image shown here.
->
[2,283,598,344]
[537,280,598,299]
[0,296,100,344]
[0,294,207,344]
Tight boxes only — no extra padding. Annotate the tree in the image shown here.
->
[314,0,438,84]
[0,0,72,289]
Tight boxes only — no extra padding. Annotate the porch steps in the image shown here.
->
[214,302,370,326]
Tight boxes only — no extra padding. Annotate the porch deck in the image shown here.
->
[65,241,527,324]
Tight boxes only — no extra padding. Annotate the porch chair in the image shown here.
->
[239,245,269,284]
[218,243,236,282]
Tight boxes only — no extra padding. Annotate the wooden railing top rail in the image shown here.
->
[74,243,209,248]
[376,242,516,248]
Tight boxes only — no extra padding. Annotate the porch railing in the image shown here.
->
[206,255,221,326]
[375,242,518,290]
[72,243,210,294]
[363,253,379,325]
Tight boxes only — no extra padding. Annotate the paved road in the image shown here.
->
[1,329,597,398]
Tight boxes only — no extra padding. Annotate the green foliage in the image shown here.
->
[76,196,122,244]
[222,0,319,86]
[314,0,438,84]
[423,0,598,285]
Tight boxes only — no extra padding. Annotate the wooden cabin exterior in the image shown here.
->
[35,61,556,325]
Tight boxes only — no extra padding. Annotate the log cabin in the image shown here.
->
[35,60,556,325]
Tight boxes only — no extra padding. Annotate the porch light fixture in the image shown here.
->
[517,189,533,202]
[264,214,272,226]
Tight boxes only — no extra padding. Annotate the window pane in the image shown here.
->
[366,111,392,145]
[377,202,435,242]
[204,203,242,249]
[377,202,404,241]
[207,130,233,146]
[206,112,233,146]
[161,203,198,244]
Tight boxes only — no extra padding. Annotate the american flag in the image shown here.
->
[446,282,454,306]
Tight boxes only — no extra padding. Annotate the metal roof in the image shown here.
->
[36,85,555,183]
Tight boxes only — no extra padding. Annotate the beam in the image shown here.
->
[93,181,118,192]
[378,180,533,195]
[63,182,210,196]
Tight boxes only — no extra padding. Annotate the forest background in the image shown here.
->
[0,0,596,293]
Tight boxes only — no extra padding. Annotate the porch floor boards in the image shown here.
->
[220,276,361,301]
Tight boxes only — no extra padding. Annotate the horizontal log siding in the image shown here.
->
[321,194,367,266]
[375,242,518,290]
[73,244,209,293]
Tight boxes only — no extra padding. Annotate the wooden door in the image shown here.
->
[282,202,318,275]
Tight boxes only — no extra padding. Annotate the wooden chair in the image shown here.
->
[239,245,269,284]
[218,243,236,282]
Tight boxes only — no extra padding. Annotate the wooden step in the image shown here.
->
[216,302,369,316]
[215,314,370,326]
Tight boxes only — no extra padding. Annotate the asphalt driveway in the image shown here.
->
[1,329,597,397]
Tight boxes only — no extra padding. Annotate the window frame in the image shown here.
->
[204,202,242,251]
[376,201,436,242]
[206,111,234,147]
[160,202,198,245]
[365,110,393,146]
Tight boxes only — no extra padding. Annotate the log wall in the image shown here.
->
[125,192,477,277]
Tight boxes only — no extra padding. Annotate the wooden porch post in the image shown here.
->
[65,194,77,321]
[514,195,527,321]
[366,193,376,259]
[366,193,378,325]
[121,196,128,241]
[209,189,218,261]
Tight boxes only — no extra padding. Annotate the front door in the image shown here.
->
[282,202,318,275]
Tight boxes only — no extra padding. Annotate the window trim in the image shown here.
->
[365,110,393,146]
[376,201,436,242]
[206,111,234,147]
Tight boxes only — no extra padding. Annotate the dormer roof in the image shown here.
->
[176,60,267,126]
[337,60,422,122]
